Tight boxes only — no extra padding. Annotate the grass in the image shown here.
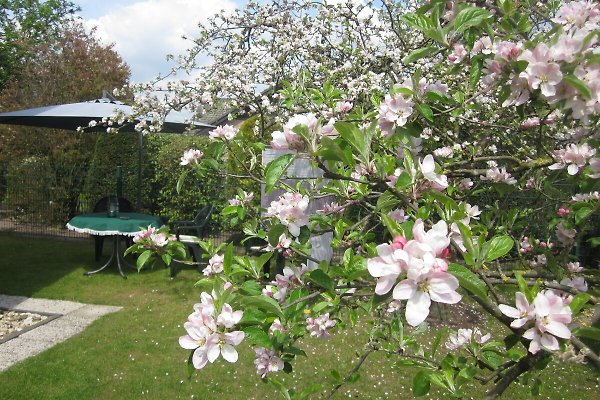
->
[0,234,598,399]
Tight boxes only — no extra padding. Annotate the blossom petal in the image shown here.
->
[221,344,239,363]
[367,256,401,278]
[428,273,459,293]
[179,335,199,350]
[192,348,208,369]
[375,275,397,295]
[540,333,559,351]
[499,304,521,319]
[392,279,416,300]
[429,290,461,304]
[405,291,431,326]
[545,321,571,339]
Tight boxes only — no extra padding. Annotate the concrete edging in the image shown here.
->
[0,294,121,372]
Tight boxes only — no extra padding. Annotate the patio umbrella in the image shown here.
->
[0,93,214,207]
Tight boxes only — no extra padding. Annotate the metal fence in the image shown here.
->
[0,166,232,244]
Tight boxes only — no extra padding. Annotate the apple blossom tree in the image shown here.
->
[124,0,600,398]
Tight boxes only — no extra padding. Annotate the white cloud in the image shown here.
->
[81,0,237,82]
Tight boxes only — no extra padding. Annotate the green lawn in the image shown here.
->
[0,234,597,399]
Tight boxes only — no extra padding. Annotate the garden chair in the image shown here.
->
[170,204,214,277]
[93,196,134,261]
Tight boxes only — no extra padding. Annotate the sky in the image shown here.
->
[75,0,242,83]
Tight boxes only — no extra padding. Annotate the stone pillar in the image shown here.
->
[261,149,333,269]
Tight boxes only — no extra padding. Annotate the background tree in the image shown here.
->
[0,0,78,92]
[0,20,130,221]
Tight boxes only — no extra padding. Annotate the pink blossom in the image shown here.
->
[205,331,245,363]
[499,292,534,328]
[387,208,409,223]
[179,321,212,369]
[557,206,570,217]
[254,348,284,378]
[377,92,414,136]
[520,117,540,129]
[216,303,243,328]
[560,277,588,292]
[494,40,522,60]
[520,61,563,97]
[523,291,572,354]
[265,233,292,252]
[273,264,309,302]
[589,158,600,178]
[133,225,157,243]
[228,191,254,206]
[335,101,353,113]
[556,223,577,246]
[392,271,461,326]
[180,148,203,165]
[502,75,530,107]
[209,124,238,141]
[306,313,337,338]
[472,36,493,55]
[566,262,583,273]
[458,178,473,190]
[266,192,310,237]
[548,143,596,175]
[445,328,491,350]
[519,236,533,254]
[571,191,600,201]
[203,254,225,277]
[269,319,286,334]
[367,243,408,295]
[448,43,467,64]
[480,166,517,185]
[419,155,448,190]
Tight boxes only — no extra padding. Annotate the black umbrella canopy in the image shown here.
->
[0,96,213,133]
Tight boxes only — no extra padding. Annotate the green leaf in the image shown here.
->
[403,46,439,65]
[238,308,267,325]
[483,236,513,262]
[575,207,593,224]
[531,377,543,396]
[573,326,600,341]
[223,242,233,274]
[395,171,413,189]
[317,137,353,165]
[187,350,196,378]
[335,121,370,163]
[136,250,153,271]
[431,328,446,358]
[412,370,431,396]
[240,280,264,296]
[452,7,492,32]
[221,205,239,215]
[514,272,532,302]
[569,293,591,314]
[376,191,400,213]
[176,169,189,194]
[416,103,434,122]
[448,263,489,300]
[243,326,272,347]
[269,378,291,400]
[455,221,476,261]
[563,74,592,100]
[469,58,483,92]
[401,13,432,31]
[264,153,296,193]
[238,295,285,320]
[268,224,287,246]
[307,269,335,292]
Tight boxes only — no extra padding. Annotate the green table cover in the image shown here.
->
[66,212,163,236]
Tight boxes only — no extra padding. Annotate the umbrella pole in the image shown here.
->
[137,131,143,210]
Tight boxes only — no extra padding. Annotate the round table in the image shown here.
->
[66,212,163,278]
